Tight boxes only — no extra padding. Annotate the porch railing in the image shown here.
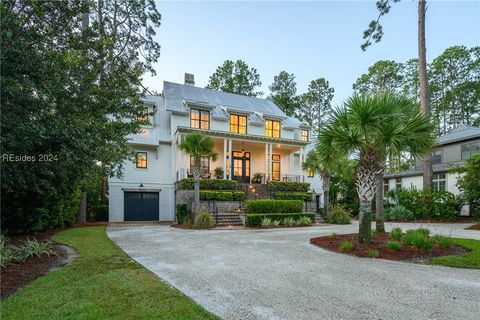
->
[176,169,305,184]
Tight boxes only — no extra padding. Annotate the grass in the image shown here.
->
[0,227,219,320]
[430,238,480,269]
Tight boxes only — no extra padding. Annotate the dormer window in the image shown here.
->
[230,114,247,134]
[138,104,154,126]
[265,119,281,138]
[190,108,210,130]
[301,130,309,142]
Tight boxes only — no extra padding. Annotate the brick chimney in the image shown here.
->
[184,73,195,86]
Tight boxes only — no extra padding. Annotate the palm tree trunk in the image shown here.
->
[418,0,432,190]
[359,200,372,243]
[322,172,330,216]
[193,158,202,214]
[375,172,385,232]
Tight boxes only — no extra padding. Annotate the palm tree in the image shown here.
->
[179,132,218,214]
[318,93,435,243]
[303,149,338,216]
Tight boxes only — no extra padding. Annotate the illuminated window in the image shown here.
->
[395,178,402,189]
[136,152,147,169]
[301,130,309,142]
[272,154,281,181]
[384,179,389,194]
[190,109,210,129]
[230,114,247,134]
[138,105,152,125]
[265,119,281,138]
[190,156,210,175]
[432,173,446,191]
[307,169,314,177]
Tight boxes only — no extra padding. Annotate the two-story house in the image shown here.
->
[109,74,322,222]
[384,124,480,215]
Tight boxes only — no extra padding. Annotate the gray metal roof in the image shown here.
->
[437,124,480,145]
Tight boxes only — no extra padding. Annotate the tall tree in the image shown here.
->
[361,0,433,190]
[318,93,435,242]
[353,60,404,94]
[296,78,334,129]
[206,60,263,97]
[268,71,299,116]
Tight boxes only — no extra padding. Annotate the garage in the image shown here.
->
[124,191,160,221]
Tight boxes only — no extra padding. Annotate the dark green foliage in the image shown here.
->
[325,205,351,224]
[389,227,403,241]
[273,192,313,201]
[178,179,238,190]
[245,213,315,226]
[454,153,480,220]
[268,71,300,117]
[339,241,353,252]
[329,160,360,216]
[267,181,310,192]
[386,240,402,251]
[87,204,109,222]
[200,191,245,201]
[388,189,464,221]
[367,249,379,258]
[214,167,224,179]
[402,229,433,251]
[194,212,216,229]
[245,200,303,214]
[206,60,263,97]
[176,204,189,225]
[384,205,414,221]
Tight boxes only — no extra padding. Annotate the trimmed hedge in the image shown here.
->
[176,203,189,224]
[267,180,310,192]
[246,200,303,214]
[273,192,313,201]
[200,191,245,201]
[178,178,238,190]
[246,213,315,226]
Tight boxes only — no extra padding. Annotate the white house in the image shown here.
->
[109,74,322,222]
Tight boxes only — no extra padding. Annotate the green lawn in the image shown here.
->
[1,227,220,320]
[430,238,480,269]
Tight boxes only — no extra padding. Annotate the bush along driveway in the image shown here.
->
[108,223,480,320]
[0,227,219,320]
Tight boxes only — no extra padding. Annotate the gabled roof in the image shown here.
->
[437,124,480,146]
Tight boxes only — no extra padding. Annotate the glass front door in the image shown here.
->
[232,151,250,183]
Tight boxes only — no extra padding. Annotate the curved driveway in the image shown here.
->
[108,223,480,320]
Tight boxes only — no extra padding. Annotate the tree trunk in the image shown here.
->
[193,158,202,214]
[359,200,372,243]
[76,192,87,224]
[100,176,107,204]
[375,172,385,232]
[322,173,330,216]
[418,0,432,190]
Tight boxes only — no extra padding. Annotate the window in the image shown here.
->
[138,105,153,125]
[136,152,147,169]
[190,156,210,175]
[384,179,389,194]
[265,119,281,138]
[301,130,309,142]
[432,149,442,164]
[432,173,446,191]
[307,169,314,177]
[395,178,402,189]
[461,142,480,160]
[230,114,247,134]
[272,154,281,181]
[190,109,210,129]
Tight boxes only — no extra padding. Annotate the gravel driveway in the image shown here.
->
[107,223,480,320]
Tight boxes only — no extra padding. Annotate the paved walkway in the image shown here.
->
[107,222,480,320]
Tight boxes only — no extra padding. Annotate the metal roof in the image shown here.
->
[437,124,480,145]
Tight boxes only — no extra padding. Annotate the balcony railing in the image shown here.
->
[176,169,305,184]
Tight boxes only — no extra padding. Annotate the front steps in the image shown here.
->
[215,213,244,227]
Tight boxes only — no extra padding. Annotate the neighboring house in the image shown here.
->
[109,74,322,222]
[384,124,480,215]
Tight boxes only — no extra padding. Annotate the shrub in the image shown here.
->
[416,227,430,237]
[384,205,414,221]
[412,236,433,251]
[16,238,55,261]
[214,167,224,179]
[261,217,273,228]
[245,213,315,226]
[273,192,313,201]
[272,220,280,227]
[330,233,337,240]
[402,229,433,251]
[199,191,245,201]
[386,240,402,251]
[367,249,379,258]
[1,236,15,268]
[325,205,351,224]
[246,200,303,214]
[283,217,295,227]
[194,212,216,229]
[267,180,310,192]
[432,235,452,248]
[298,216,312,226]
[251,172,263,184]
[389,227,403,241]
[178,178,238,190]
[176,204,189,224]
[87,204,109,221]
[339,241,353,252]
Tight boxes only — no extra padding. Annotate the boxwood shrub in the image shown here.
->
[176,203,189,224]
[178,178,238,190]
[200,191,245,201]
[246,200,303,214]
[246,213,315,226]
[273,192,313,201]
[267,180,310,192]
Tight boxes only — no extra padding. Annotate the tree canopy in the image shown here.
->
[268,71,299,116]
[206,60,263,97]
[296,78,335,128]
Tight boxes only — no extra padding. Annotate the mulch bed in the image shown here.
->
[466,224,480,231]
[1,228,76,299]
[310,232,468,262]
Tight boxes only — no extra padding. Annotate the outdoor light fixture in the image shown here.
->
[139,182,144,187]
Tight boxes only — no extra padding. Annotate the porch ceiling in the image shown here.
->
[176,126,308,147]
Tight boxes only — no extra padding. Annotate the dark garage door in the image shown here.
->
[124,192,159,221]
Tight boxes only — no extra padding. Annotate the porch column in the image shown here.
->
[177,135,182,179]
[269,143,273,179]
[223,139,227,179]
[289,153,294,176]
[228,139,233,180]
[265,143,269,180]
[298,147,303,175]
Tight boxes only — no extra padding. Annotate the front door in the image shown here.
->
[232,151,250,183]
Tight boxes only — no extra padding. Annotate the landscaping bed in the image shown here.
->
[466,223,480,230]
